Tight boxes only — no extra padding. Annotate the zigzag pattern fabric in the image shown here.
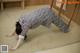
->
[18,6,69,36]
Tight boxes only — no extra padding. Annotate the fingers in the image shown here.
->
[7,32,16,37]
[9,47,16,51]
[6,34,13,37]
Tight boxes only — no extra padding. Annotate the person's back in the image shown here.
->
[19,7,55,29]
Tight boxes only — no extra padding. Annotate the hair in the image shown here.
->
[15,22,22,35]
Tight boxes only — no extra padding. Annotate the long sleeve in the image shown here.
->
[20,23,29,36]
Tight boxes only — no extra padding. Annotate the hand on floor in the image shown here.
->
[6,35,12,37]
[7,32,16,37]
[9,47,17,51]
[6,33,14,37]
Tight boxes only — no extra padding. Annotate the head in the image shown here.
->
[15,22,27,40]
[15,22,22,35]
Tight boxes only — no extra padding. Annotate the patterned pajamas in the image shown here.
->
[18,7,69,37]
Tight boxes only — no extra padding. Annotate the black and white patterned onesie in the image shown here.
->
[18,7,69,38]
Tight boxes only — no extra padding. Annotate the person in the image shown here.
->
[8,7,69,50]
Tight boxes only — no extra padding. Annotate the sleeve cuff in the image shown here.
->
[19,35,24,39]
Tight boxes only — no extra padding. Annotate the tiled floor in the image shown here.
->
[0,5,80,53]
[35,42,80,53]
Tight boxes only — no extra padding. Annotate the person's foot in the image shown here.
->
[60,26,69,33]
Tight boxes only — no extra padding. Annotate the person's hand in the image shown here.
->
[7,32,16,37]
[6,34,12,37]
[9,47,17,51]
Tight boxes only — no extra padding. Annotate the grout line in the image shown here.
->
[46,40,80,51]
[34,41,80,52]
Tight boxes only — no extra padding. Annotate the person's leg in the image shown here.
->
[52,16,69,33]
[42,20,53,32]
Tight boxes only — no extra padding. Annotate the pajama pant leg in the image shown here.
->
[52,16,69,33]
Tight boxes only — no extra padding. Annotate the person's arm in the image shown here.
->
[10,24,29,50]
[7,31,16,37]
[10,35,24,50]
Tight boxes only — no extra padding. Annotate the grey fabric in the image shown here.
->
[18,7,69,36]
[52,15,69,32]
